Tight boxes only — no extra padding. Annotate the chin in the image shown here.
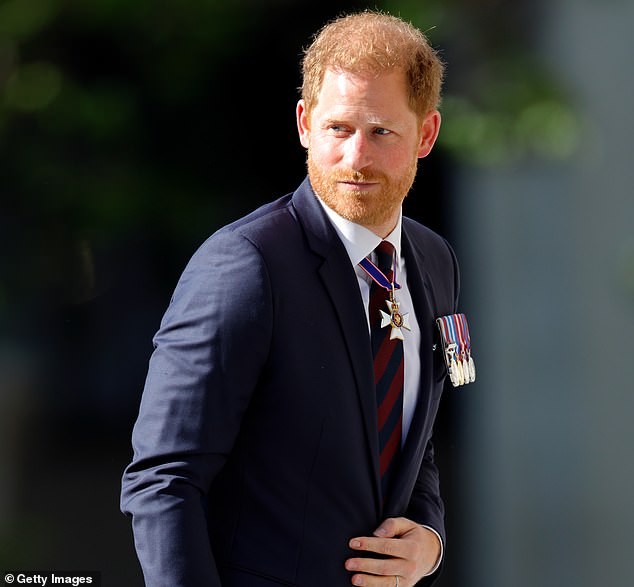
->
[335,200,397,229]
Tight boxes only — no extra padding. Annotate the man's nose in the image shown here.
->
[342,131,373,171]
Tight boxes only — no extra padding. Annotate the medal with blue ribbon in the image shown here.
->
[359,253,411,340]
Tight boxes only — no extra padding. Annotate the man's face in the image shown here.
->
[297,68,440,236]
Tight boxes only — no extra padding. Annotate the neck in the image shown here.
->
[362,212,400,239]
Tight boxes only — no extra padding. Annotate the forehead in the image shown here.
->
[312,68,416,124]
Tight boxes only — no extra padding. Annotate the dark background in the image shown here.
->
[1,0,575,585]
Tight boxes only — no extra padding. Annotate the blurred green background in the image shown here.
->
[2,0,633,586]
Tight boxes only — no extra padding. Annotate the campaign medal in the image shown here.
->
[456,356,465,385]
[444,341,460,387]
[458,313,476,384]
[449,316,465,385]
[448,315,464,386]
[436,313,477,387]
[359,249,411,340]
[454,314,470,384]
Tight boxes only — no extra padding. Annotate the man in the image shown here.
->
[122,11,460,587]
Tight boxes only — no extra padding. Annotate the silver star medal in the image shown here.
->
[380,296,411,340]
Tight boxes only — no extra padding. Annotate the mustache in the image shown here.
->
[330,169,386,183]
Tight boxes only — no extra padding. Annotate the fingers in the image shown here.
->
[348,571,402,587]
[373,517,417,539]
[349,535,416,560]
[347,531,416,587]
[346,518,440,586]
[346,552,413,585]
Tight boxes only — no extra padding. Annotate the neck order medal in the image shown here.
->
[359,250,410,341]
[380,288,411,341]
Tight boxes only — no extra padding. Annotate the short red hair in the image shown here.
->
[301,11,444,119]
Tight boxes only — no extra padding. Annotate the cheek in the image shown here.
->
[387,145,419,171]
[311,140,340,166]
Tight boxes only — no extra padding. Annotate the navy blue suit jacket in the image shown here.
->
[121,178,460,587]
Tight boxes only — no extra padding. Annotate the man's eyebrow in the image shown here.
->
[367,119,396,127]
[322,116,400,128]
[322,118,345,124]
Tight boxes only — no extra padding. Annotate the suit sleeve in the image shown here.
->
[406,439,445,586]
[120,230,272,587]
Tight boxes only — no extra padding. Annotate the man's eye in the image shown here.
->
[374,127,392,136]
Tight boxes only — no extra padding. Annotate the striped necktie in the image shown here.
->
[368,241,404,501]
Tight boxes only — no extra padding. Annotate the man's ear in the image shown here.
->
[417,110,442,158]
[296,99,311,149]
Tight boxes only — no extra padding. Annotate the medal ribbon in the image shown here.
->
[454,314,467,360]
[460,314,472,354]
[447,315,462,358]
[456,314,469,359]
[359,254,401,293]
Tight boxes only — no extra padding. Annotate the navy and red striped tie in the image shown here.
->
[368,241,404,501]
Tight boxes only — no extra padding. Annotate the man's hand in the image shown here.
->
[345,517,441,587]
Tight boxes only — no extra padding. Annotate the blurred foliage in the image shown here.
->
[0,0,314,310]
[384,0,581,165]
[1,0,581,312]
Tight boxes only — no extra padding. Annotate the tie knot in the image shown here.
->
[375,241,395,275]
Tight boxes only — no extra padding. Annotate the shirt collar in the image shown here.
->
[315,193,402,267]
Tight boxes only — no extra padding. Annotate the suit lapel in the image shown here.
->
[291,179,382,510]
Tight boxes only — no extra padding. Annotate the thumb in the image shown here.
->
[374,517,415,538]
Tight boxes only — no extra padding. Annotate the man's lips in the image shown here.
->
[338,180,379,189]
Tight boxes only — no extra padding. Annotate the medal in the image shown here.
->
[469,357,475,383]
[359,247,411,340]
[457,357,465,385]
[458,313,476,384]
[436,313,477,386]
[454,314,470,383]
[379,289,411,341]
[443,340,459,386]
[448,353,460,387]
